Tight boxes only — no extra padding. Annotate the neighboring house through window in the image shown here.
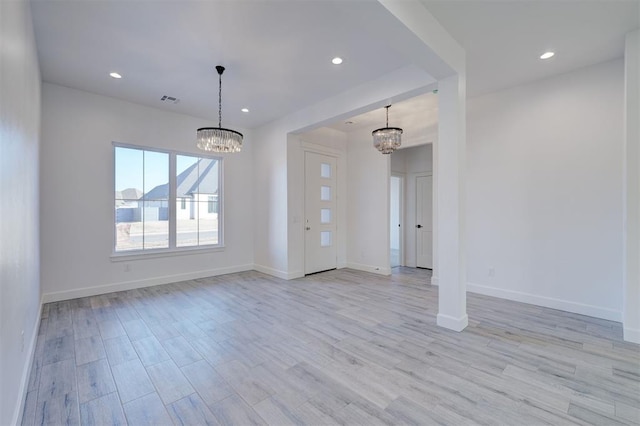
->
[114,144,222,253]
[208,195,217,214]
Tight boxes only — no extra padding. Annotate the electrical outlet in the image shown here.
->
[488,267,495,277]
[21,330,24,352]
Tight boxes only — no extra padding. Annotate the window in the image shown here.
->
[114,145,222,253]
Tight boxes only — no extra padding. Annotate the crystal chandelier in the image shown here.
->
[197,65,243,153]
[372,105,402,154]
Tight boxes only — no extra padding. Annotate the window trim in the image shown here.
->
[112,142,224,256]
[110,245,226,262]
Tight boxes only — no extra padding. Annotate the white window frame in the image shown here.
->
[111,142,224,259]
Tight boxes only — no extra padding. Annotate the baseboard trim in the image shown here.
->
[13,299,43,426]
[437,313,469,331]
[346,262,391,276]
[431,275,439,286]
[623,327,640,344]
[42,264,254,303]
[467,282,622,322]
[287,271,305,280]
[253,264,302,280]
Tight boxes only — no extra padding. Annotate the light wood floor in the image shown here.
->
[22,267,640,425]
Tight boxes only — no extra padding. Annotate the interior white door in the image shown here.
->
[305,152,337,274]
[416,175,433,269]
[390,175,402,267]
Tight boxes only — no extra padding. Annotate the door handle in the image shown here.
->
[416,224,423,228]
[306,227,311,230]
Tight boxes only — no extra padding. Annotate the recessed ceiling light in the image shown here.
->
[331,57,343,65]
[109,72,122,79]
[241,108,249,113]
[540,52,555,60]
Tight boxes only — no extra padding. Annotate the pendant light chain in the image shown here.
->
[218,70,222,128]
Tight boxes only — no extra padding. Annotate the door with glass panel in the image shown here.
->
[305,152,337,274]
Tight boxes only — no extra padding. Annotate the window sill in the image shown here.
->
[110,245,225,262]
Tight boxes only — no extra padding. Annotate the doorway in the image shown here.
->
[390,175,404,267]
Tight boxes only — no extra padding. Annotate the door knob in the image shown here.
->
[416,224,423,228]
[306,227,311,230]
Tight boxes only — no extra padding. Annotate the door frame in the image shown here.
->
[390,173,406,267]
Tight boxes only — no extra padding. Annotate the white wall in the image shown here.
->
[40,83,254,300]
[0,0,41,424]
[623,30,640,342]
[391,144,433,267]
[252,120,291,278]
[346,127,390,274]
[466,59,625,321]
[390,151,406,177]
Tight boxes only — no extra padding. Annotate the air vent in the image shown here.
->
[160,95,180,104]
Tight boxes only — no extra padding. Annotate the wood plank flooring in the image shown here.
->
[22,267,640,425]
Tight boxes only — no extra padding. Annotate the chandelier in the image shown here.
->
[197,65,243,153]
[372,105,402,154]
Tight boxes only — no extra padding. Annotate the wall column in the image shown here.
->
[436,73,468,331]
[623,29,640,343]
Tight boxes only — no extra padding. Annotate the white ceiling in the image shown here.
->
[326,91,439,138]
[32,0,639,132]
[31,1,414,129]
[329,0,638,135]
[422,0,639,97]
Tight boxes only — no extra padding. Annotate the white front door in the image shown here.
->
[305,152,337,274]
[416,175,433,269]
